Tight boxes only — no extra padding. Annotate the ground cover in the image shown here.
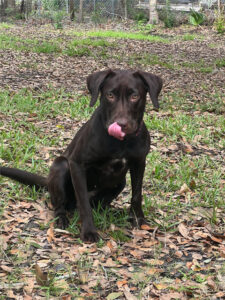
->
[0,21,224,299]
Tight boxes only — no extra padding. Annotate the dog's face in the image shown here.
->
[87,69,162,139]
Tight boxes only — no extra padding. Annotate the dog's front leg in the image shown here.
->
[129,159,147,227]
[69,161,98,242]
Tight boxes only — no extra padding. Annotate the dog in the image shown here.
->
[0,69,162,242]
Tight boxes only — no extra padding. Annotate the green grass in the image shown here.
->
[215,58,225,68]
[73,30,170,43]
[0,89,94,119]
[0,22,14,29]
[128,53,175,69]
[182,33,197,41]
[181,33,205,41]
[0,33,115,58]
[33,41,61,54]
[0,89,95,173]
[0,33,60,53]
[181,59,213,73]
[64,38,114,57]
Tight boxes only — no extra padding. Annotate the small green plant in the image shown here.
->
[134,12,148,23]
[91,9,104,24]
[182,33,197,41]
[0,22,13,29]
[52,11,65,29]
[214,9,225,33]
[189,10,205,26]
[161,0,176,28]
[33,41,61,54]
[65,46,91,57]
[215,58,225,67]
[136,20,154,34]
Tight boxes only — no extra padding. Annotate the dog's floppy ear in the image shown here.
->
[87,69,115,107]
[134,71,163,110]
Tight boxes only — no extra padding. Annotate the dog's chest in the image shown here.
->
[87,158,128,189]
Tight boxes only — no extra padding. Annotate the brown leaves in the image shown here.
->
[178,222,190,239]
[35,264,48,286]
[46,223,55,243]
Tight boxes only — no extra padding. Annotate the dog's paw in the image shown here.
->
[56,215,69,229]
[81,228,99,243]
[130,216,149,228]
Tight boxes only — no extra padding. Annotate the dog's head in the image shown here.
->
[87,69,162,140]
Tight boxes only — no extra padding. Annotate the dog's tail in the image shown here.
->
[0,167,47,189]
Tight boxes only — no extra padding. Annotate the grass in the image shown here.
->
[0,33,115,58]
[73,30,170,43]
[128,53,175,69]
[0,22,14,29]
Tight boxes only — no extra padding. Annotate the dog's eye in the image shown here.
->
[106,92,115,102]
[130,94,139,102]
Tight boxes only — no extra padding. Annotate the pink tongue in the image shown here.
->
[108,122,125,140]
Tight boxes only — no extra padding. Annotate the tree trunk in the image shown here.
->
[69,0,74,21]
[0,0,6,16]
[25,0,32,19]
[149,0,158,24]
[20,0,25,13]
[78,0,83,22]
[124,0,127,19]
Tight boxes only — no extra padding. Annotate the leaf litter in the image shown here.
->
[0,21,224,299]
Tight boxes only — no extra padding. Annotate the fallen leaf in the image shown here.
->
[24,296,32,300]
[160,292,184,300]
[178,183,191,195]
[207,277,217,290]
[104,258,118,267]
[35,263,48,286]
[154,283,167,290]
[146,268,163,275]
[178,222,190,239]
[117,280,128,288]
[54,279,70,289]
[123,285,138,300]
[117,256,129,265]
[140,224,154,231]
[148,259,164,266]
[62,296,72,300]
[210,236,222,243]
[0,265,13,273]
[7,290,17,299]
[130,250,144,259]
[106,292,123,300]
[192,253,202,260]
[47,223,55,243]
[168,144,178,151]
[24,278,35,294]
[215,291,225,297]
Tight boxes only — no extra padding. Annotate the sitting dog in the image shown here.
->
[0,69,162,242]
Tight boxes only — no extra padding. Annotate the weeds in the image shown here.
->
[189,10,205,26]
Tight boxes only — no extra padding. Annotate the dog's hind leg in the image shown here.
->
[48,156,75,229]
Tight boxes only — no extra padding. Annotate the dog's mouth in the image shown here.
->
[108,122,126,140]
[108,122,139,140]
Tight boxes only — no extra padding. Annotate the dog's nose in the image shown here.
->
[117,119,128,131]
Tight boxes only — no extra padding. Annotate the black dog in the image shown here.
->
[0,69,162,242]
